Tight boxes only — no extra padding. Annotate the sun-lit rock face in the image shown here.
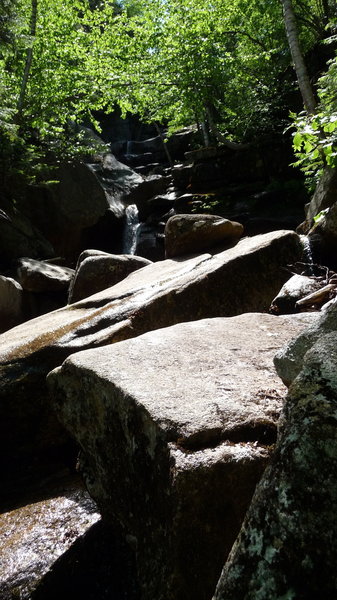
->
[0,230,303,489]
[48,311,317,600]
[164,213,243,257]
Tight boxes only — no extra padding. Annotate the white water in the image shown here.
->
[300,235,313,266]
[123,204,140,255]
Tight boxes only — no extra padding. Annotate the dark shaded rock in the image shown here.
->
[0,230,304,491]
[213,331,337,600]
[68,250,151,303]
[130,174,171,206]
[171,163,194,189]
[20,162,119,264]
[89,154,143,206]
[16,258,74,293]
[270,274,323,314]
[32,520,139,600]
[135,223,166,261]
[164,214,244,258]
[137,191,177,222]
[48,312,314,600]
[0,202,55,269]
[243,216,299,236]
[308,199,337,269]
[0,276,24,333]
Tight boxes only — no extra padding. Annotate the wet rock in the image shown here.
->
[0,276,24,333]
[274,300,337,386]
[164,214,244,258]
[16,258,74,293]
[48,312,316,600]
[0,230,304,489]
[270,274,323,314]
[0,483,100,600]
[212,331,337,600]
[68,250,151,303]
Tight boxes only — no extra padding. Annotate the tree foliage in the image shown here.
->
[0,0,335,192]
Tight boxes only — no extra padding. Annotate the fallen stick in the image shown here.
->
[296,283,337,308]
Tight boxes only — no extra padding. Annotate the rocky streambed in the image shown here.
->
[0,221,328,599]
[1,131,337,598]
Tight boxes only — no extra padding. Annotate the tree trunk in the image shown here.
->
[206,105,250,150]
[16,0,38,121]
[281,0,317,114]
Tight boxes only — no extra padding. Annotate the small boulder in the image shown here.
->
[164,213,244,258]
[16,258,74,293]
[0,276,24,333]
[68,250,151,303]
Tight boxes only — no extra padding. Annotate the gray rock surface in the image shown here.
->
[68,250,151,303]
[165,213,244,258]
[0,275,24,333]
[48,312,316,600]
[213,331,337,600]
[0,230,304,486]
[305,166,337,224]
[16,258,74,293]
[274,301,337,386]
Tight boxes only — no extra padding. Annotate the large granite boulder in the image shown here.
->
[0,202,55,269]
[164,214,244,258]
[213,329,337,600]
[0,230,304,490]
[48,312,316,600]
[68,250,151,303]
[0,276,24,333]
[274,301,337,386]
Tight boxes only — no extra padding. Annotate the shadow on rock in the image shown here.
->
[32,520,139,600]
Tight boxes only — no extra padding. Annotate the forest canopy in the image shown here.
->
[0,0,336,188]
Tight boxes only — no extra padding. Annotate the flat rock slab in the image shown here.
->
[0,230,303,486]
[49,312,316,600]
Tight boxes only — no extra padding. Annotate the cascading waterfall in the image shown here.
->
[122,204,140,255]
[300,235,314,270]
